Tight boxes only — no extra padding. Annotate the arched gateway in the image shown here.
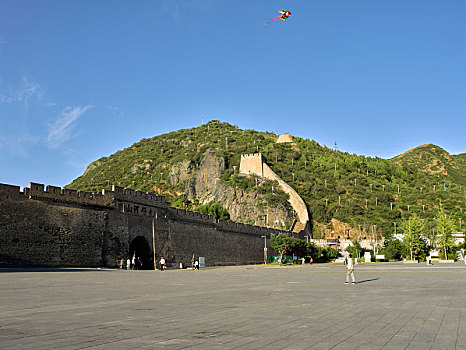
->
[129,236,154,270]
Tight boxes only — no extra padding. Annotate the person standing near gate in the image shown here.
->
[159,257,165,271]
[345,253,356,284]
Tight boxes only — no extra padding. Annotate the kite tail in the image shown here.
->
[264,16,281,25]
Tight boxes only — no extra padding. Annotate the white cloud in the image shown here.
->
[0,77,58,108]
[17,76,43,105]
[47,105,92,149]
[107,105,123,116]
[0,94,13,104]
[0,76,44,106]
[0,133,40,158]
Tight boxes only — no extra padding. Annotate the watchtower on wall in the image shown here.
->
[239,153,264,177]
[239,153,310,235]
[276,133,293,144]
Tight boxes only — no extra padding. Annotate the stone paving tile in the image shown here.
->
[356,343,387,350]
[381,344,411,350]
[432,335,457,346]
[404,343,433,350]
[410,330,437,344]
[1,263,466,350]
[332,342,367,350]
[457,333,466,345]
[281,340,315,350]
[430,344,456,350]
[222,335,260,349]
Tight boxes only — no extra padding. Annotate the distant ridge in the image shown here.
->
[68,120,466,239]
[393,143,466,185]
[395,144,432,159]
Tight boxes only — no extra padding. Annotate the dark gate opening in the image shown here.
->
[129,236,153,270]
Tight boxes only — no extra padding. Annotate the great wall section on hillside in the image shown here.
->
[0,132,314,268]
[239,153,310,233]
[0,182,305,268]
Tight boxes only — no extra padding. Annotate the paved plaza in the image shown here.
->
[1,262,466,350]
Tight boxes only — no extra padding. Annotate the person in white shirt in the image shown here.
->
[159,257,166,271]
[345,253,356,284]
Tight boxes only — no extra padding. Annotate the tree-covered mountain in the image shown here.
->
[68,121,466,239]
[393,144,466,186]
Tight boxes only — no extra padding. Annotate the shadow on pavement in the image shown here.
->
[356,278,380,284]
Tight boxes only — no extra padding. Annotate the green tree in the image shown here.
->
[434,207,457,260]
[292,240,318,260]
[400,213,425,261]
[197,202,230,220]
[346,240,363,260]
[320,246,339,261]
[383,239,406,260]
[292,239,308,259]
[270,233,295,262]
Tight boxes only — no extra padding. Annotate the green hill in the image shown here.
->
[68,121,466,239]
[393,144,466,186]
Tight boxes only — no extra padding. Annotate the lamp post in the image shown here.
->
[261,235,267,264]
[152,212,157,271]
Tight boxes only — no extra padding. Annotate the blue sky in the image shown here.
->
[1,0,465,189]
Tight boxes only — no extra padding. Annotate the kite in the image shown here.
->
[265,10,291,24]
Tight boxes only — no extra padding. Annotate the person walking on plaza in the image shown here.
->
[160,256,165,271]
[135,257,142,270]
[345,253,356,284]
[126,258,131,270]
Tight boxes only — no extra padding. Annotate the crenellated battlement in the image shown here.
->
[111,185,169,208]
[216,219,283,237]
[1,182,172,209]
[26,182,115,207]
[240,153,263,160]
[169,207,217,224]
[167,207,286,237]
[0,183,23,200]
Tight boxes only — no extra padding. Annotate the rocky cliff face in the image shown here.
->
[182,152,291,230]
[185,152,225,202]
[215,183,291,229]
[169,160,196,186]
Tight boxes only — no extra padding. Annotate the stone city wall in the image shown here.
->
[0,195,123,267]
[0,182,303,268]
